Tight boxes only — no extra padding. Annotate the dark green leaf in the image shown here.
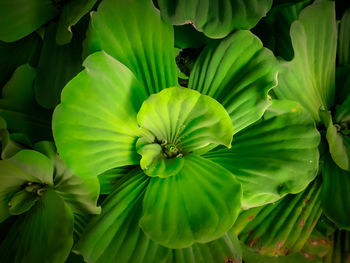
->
[338,7,350,66]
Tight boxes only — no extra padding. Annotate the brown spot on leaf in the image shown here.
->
[300,219,305,227]
[284,247,290,256]
[185,20,193,25]
[248,229,254,236]
[304,197,310,203]
[249,237,259,248]
[258,244,262,251]
[224,257,237,263]
[308,239,319,246]
[248,215,255,220]
[276,241,284,250]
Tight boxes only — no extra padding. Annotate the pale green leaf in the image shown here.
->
[157,0,272,38]
[205,100,320,208]
[189,30,278,134]
[83,0,178,95]
[53,51,148,178]
[140,155,242,248]
[274,1,337,121]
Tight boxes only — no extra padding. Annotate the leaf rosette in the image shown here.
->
[52,0,320,260]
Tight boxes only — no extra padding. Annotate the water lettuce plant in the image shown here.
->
[0,0,349,262]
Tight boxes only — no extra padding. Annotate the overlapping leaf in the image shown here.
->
[157,0,272,39]
[205,100,320,208]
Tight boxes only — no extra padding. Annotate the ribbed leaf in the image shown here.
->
[75,169,242,263]
[35,21,84,109]
[136,87,233,177]
[83,0,178,95]
[336,66,350,105]
[324,230,350,263]
[0,65,52,142]
[321,155,350,230]
[0,0,58,42]
[157,0,272,38]
[274,1,337,121]
[53,51,147,178]
[56,0,97,45]
[205,100,320,208]
[0,189,74,263]
[338,7,350,66]
[237,179,322,256]
[140,155,242,248]
[189,30,278,134]
[34,141,101,215]
[0,33,41,87]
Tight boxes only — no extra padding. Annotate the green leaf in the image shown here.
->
[83,0,178,95]
[157,0,272,39]
[53,51,147,178]
[237,179,322,256]
[0,64,52,142]
[136,87,233,177]
[323,230,350,263]
[35,21,84,109]
[75,169,242,263]
[0,33,42,87]
[174,25,209,49]
[0,189,74,263]
[320,107,350,171]
[7,189,38,215]
[0,0,58,42]
[205,100,320,208]
[335,66,350,105]
[338,7,350,66]
[56,0,97,45]
[34,141,101,215]
[189,30,278,134]
[321,155,350,230]
[98,167,130,195]
[274,0,337,122]
[140,155,242,248]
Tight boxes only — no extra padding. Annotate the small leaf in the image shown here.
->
[205,100,320,208]
[83,0,178,95]
[0,0,58,42]
[56,0,97,45]
[140,155,242,248]
[7,189,38,215]
[157,0,272,38]
[189,30,278,134]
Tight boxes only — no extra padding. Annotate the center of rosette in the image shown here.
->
[135,87,234,178]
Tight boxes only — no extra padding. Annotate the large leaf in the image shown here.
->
[157,0,272,39]
[75,169,242,263]
[56,0,97,45]
[136,87,233,177]
[236,179,322,256]
[140,155,242,249]
[0,33,42,87]
[83,0,178,95]
[34,141,101,215]
[338,7,350,66]
[0,0,58,42]
[35,21,84,109]
[189,30,278,134]
[0,65,52,142]
[205,100,320,208]
[321,155,350,230]
[53,51,147,178]
[0,189,74,263]
[274,0,337,122]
